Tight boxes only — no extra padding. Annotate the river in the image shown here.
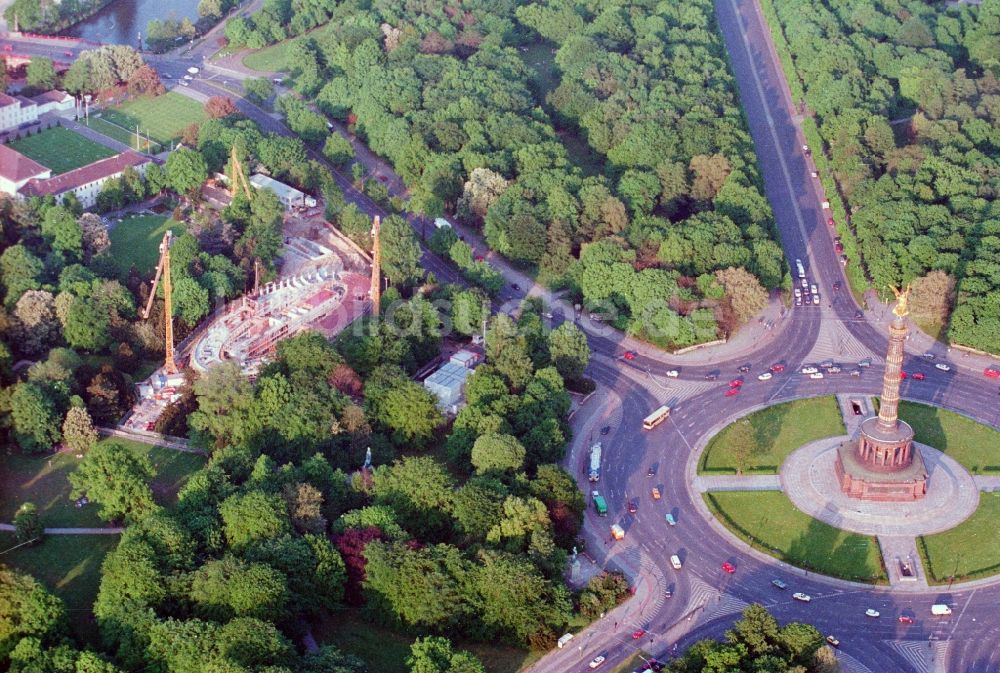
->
[62,0,201,47]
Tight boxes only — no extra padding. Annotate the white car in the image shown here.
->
[666,370,679,378]
[180,80,190,86]
[801,278,809,288]
[758,372,772,381]
[813,294,820,305]
[794,288,801,298]
[801,366,818,374]
[183,74,193,80]
[589,655,606,669]
[793,592,811,602]
[810,372,824,379]
[865,609,880,618]
[810,284,818,295]
[935,363,952,372]
[187,66,200,74]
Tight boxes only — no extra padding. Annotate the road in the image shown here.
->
[5,2,1000,671]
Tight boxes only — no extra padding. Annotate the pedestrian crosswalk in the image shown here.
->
[804,315,875,365]
[886,640,949,673]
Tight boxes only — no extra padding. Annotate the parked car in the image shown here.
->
[795,296,802,306]
[813,294,820,305]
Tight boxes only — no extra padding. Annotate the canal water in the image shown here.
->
[62,0,201,47]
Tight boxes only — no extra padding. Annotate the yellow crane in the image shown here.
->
[143,231,178,375]
[370,215,381,316]
[228,144,254,201]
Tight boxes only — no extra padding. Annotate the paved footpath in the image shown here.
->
[0,523,122,534]
[692,475,781,492]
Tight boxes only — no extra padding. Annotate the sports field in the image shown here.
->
[108,214,187,277]
[7,127,116,174]
[99,92,207,148]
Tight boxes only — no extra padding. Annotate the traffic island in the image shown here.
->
[918,492,1000,584]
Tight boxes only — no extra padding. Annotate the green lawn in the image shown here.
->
[0,532,118,645]
[312,610,540,673]
[898,401,1000,474]
[705,491,886,583]
[100,92,208,147]
[108,214,186,278]
[6,127,116,174]
[0,438,206,528]
[919,492,1000,584]
[84,115,148,150]
[242,21,339,74]
[699,396,845,474]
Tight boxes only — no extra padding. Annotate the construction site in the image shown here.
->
[123,148,377,434]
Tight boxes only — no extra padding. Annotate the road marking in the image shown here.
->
[725,0,815,271]
[948,588,977,641]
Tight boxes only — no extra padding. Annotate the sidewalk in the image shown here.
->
[692,475,781,492]
[64,118,133,153]
[0,523,123,534]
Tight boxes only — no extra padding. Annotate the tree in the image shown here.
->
[457,168,508,224]
[13,502,43,545]
[380,215,423,288]
[715,267,768,326]
[1,245,44,308]
[689,154,732,202]
[189,361,254,449]
[727,419,758,475]
[41,206,83,260]
[63,297,111,351]
[62,406,98,453]
[323,133,355,165]
[0,566,66,662]
[283,481,327,534]
[244,78,274,104]
[371,456,454,539]
[69,441,158,523]
[85,366,135,424]
[171,277,210,326]
[165,148,209,196]
[911,270,956,325]
[188,556,288,621]
[471,433,526,474]
[407,636,486,673]
[365,375,443,448]
[126,63,166,97]
[79,213,111,259]
[25,57,56,90]
[10,382,62,454]
[13,290,59,356]
[219,489,291,549]
[205,96,239,119]
[547,323,589,381]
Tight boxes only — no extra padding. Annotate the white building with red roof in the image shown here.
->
[16,150,153,208]
[0,144,51,195]
[0,90,75,132]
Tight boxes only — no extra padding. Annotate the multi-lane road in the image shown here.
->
[5,1,1000,670]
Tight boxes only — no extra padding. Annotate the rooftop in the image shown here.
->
[18,150,151,198]
[31,90,72,105]
[0,145,50,183]
[250,173,305,200]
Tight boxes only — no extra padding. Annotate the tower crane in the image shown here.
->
[143,231,178,375]
[370,215,381,316]
[228,144,263,296]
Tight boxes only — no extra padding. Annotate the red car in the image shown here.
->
[632,629,645,640]
[985,367,1000,379]
[724,388,740,397]
[827,217,835,226]
[898,616,914,625]
[728,379,743,388]
[900,371,908,380]
[912,372,925,381]
[770,363,785,373]
[721,562,736,574]
[623,351,636,361]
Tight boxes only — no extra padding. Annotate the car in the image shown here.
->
[63,50,73,57]
[511,283,521,291]
[826,636,840,648]
[794,288,801,298]
[589,656,606,669]
[800,278,809,288]
[912,372,925,381]
[855,310,865,319]
[833,281,841,291]
[728,379,744,387]
[183,74,193,80]
[664,589,672,598]
[724,387,740,397]
[810,372,824,379]
[187,66,200,74]
[705,372,719,381]
[802,144,811,154]
[866,609,880,618]
[771,579,788,590]
[721,562,736,574]
[900,371,908,380]
[651,488,661,500]
[984,367,1000,379]
[827,365,841,374]
[795,296,802,306]
[600,425,611,436]
[935,363,952,372]
[628,501,637,514]
[632,629,645,640]
[665,369,679,377]
[180,80,190,86]
[835,241,844,253]
[813,294,820,305]
[850,369,861,377]
[810,284,818,295]
[771,364,785,373]
[623,351,636,360]
[145,421,155,431]
[858,358,871,367]
[665,513,676,526]
[670,554,682,570]
[738,364,751,373]
[898,615,914,624]
[801,366,818,374]
[923,352,935,359]
[793,592,811,602]
[758,372,773,381]
[820,360,833,369]
[647,466,656,477]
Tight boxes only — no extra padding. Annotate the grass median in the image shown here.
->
[698,396,845,474]
[898,400,1000,474]
[705,491,886,583]
[919,492,1000,584]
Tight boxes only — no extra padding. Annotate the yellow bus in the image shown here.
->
[642,405,671,430]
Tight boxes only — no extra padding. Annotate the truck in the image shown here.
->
[795,258,806,279]
[588,442,602,482]
[610,524,625,540]
[556,633,574,649]
[592,491,608,516]
[931,604,952,616]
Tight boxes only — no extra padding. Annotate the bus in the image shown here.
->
[643,405,671,430]
[795,258,806,279]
